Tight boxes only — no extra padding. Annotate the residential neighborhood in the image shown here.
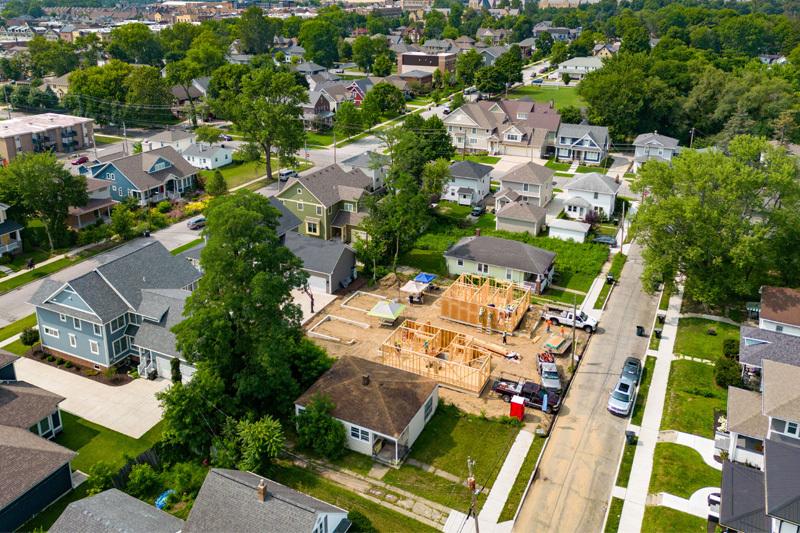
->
[0,1,799,533]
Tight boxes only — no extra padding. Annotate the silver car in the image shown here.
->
[608,376,637,416]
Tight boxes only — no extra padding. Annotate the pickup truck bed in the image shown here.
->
[491,378,561,413]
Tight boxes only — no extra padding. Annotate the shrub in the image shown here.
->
[295,394,347,460]
[56,357,65,366]
[715,357,742,388]
[47,355,55,362]
[171,357,182,383]
[167,462,208,498]
[348,510,377,533]
[20,327,39,347]
[157,201,172,214]
[64,361,73,369]
[237,416,285,473]
[104,365,117,380]
[147,209,169,230]
[126,463,160,498]
[723,338,739,359]
[86,462,116,495]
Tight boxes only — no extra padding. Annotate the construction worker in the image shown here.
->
[502,331,508,345]
[546,319,552,333]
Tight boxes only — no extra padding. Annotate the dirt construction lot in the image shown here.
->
[306,279,591,432]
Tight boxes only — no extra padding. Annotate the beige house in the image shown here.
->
[494,161,554,209]
[495,201,546,235]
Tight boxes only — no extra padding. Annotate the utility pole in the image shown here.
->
[122,121,128,155]
[570,293,577,372]
[467,457,480,533]
[689,127,695,148]
[333,129,337,164]
[619,200,626,247]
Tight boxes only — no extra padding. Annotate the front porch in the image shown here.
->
[372,436,410,467]
[556,147,603,164]
[131,175,194,206]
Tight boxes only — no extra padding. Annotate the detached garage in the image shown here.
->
[548,218,590,243]
[285,232,357,294]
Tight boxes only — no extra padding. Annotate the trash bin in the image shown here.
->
[143,230,151,237]
[657,314,666,324]
[636,325,645,337]
[654,329,662,339]
[606,274,615,285]
[625,430,637,445]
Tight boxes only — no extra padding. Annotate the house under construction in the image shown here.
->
[439,274,530,334]
[379,320,495,395]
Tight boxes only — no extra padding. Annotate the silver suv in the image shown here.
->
[608,376,637,416]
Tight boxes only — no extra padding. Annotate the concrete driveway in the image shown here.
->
[14,357,169,438]
[513,243,658,533]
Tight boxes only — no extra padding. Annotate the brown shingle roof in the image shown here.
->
[501,161,554,185]
[0,381,64,429]
[100,146,198,191]
[760,286,800,327]
[282,164,372,208]
[295,357,437,438]
[495,201,546,224]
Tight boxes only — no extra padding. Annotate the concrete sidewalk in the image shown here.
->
[617,287,683,532]
[656,486,719,519]
[479,430,535,525]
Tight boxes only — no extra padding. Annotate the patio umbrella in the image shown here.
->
[414,272,437,284]
[400,280,429,294]
[367,300,406,321]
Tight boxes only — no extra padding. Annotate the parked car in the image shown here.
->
[279,169,298,182]
[470,205,485,217]
[187,215,206,230]
[491,377,561,413]
[220,134,233,141]
[537,354,562,392]
[542,306,598,333]
[608,376,637,416]
[531,78,544,85]
[592,235,618,247]
[442,104,451,115]
[622,357,642,384]
[71,155,89,165]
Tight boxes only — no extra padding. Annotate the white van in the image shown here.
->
[279,169,298,182]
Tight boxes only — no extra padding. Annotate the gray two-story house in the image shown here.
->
[555,123,610,165]
[632,132,680,171]
[30,241,201,379]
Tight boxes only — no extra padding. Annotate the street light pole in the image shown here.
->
[467,457,480,533]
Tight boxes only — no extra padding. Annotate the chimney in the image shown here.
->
[475,228,481,237]
[257,479,267,502]
[362,374,370,386]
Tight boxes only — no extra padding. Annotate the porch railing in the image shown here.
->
[0,240,21,254]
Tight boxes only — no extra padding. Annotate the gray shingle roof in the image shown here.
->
[282,164,373,208]
[0,381,63,429]
[296,356,437,438]
[565,172,620,195]
[564,196,592,208]
[68,271,130,321]
[185,469,347,533]
[449,160,493,180]
[496,201,546,224]
[547,218,590,233]
[0,349,17,370]
[764,438,800,524]
[341,151,389,170]
[284,232,354,276]
[726,386,768,440]
[132,289,190,358]
[182,143,232,159]
[501,161,554,185]
[147,130,195,144]
[0,217,24,236]
[445,236,556,276]
[633,132,679,149]
[97,146,199,191]
[556,123,609,148]
[738,325,800,367]
[761,359,800,421]
[720,461,770,533]
[51,489,184,533]
[0,425,75,509]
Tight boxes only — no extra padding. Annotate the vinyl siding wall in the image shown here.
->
[495,216,541,236]
[500,179,552,208]
[36,307,110,366]
[92,164,141,201]
[0,462,72,532]
[329,248,357,293]
[564,189,615,216]
[277,185,330,239]
[446,257,526,284]
[759,318,800,338]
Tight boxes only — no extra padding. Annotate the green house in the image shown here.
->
[275,164,375,243]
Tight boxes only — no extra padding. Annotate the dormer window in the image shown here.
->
[516,113,527,119]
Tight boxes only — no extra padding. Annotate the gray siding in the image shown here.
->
[0,462,72,532]
[329,248,356,292]
[36,307,109,366]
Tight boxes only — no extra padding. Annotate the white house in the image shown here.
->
[142,130,196,153]
[547,218,590,243]
[340,151,390,192]
[758,286,800,337]
[563,172,620,220]
[294,356,438,467]
[181,144,234,170]
[632,132,680,171]
[443,160,492,206]
[557,56,603,80]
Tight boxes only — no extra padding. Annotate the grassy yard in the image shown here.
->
[593,253,627,309]
[604,497,624,533]
[306,130,335,147]
[641,506,707,533]
[2,338,30,354]
[545,159,571,171]
[497,435,545,522]
[268,462,439,533]
[461,154,501,165]
[407,96,433,106]
[409,403,520,489]
[382,464,484,512]
[0,256,78,295]
[659,288,671,311]
[661,360,727,438]
[94,134,123,144]
[170,238,204,256]
[649,442,722,498]
[507,85,585,109]
[673,318,739,361]
[595,224,618,237]
[475,213,496,231]
[615,438,637,488]
[199,158,311,189]
[631,356,657,426]
[0,313,36,343]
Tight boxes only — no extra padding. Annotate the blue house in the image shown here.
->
[30,241,201,379]
[81,146,199,206]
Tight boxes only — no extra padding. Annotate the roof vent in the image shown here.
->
[362,374,370,386]
[257,478,267,502]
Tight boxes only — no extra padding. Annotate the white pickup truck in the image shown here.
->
[542,306,598,333]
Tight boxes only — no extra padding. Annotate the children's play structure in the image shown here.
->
[439,274,531,334]
[379,320,496,395]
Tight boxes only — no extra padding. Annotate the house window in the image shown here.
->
[344,202,355,212]
[477,263,489,274]
[73,317,81,330]
[593,192,599,200]
[506,134,519,141]
[51,410,61,430]
[306,221,319,235]
[506,269,512,280]
[297,188,302,194]
[111,316,125,333]
[111,185,117,192]
[788,422,799,436]
[43,326,59,338]
[108,173,115,180]
[112,337,127,356]
[776,325,784,332]
[68,333,77,348]
[471,128,476,134]
[469,138,477,145]
[424,397,433,419]
[457,259,463,266]
[93,323,102,336]
[89,340,99,355]
[350,426,369,442]
[59,313,66,322]
[297,201,303,211]
[523,183,529,192]
[316,205,322,215]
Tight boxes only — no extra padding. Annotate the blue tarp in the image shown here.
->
[155,489,175,510]
[414,272,437,284]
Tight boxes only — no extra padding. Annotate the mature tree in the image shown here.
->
[631,136,800,307]
[362,83,406,122]
[295,395,347,460]
[298,20,339,67]
[373,170,430,271]
[495,44,524,86]
[456,48,483,86]
[167,59,204,127]
[559,105,583,123]
[0,153,87,252]
[237,6,274,55]
[451,91,464,110]
[424,9,446,39]
[159,22,203,61]
[107,23,163,66]
[124,66,174,124]
[334,101,363,139]
[352,35,376,73]
[536,32,554,56]
[550,41,568,65]
[8,84,58,111]
[372,54,393,77]
[185,39,227,76]
[26,36,77,77]
[207,63,252,118]
[0,56,25,81]
[421,158,450,198]
[620,25,651,55]
[74,33,102,67]
[237,416,285,473]
[110,203,135,241]
[475,65,505,94]
[205,170,227,196]
[194,125,222,144]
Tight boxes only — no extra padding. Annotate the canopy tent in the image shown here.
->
[415,272,437,284]
[401,280,429,295]
[368,300,406,321]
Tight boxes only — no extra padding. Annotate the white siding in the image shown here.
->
[548,226,587,243]
[406,387,439,447]
[563,189,615,217]
[759,318,800,338]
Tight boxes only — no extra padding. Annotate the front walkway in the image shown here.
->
[660,431,722,471]
[13,357,169,438]
[656,486,718,519]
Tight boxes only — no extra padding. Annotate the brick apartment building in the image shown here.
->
[0,113,94,164]
[397,51,457,76]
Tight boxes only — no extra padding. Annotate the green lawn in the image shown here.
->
[0,313,36,343]
[631,356,657,426]
[461,154,501,165]
[545,159,571,171]
[94,134,123,144]
[268,462,438,533]
[604,497,624,533]
[2,338,29,355]
[659,288,671,311]
[0,256,77,295]
[382,465,483,512]
[200,158,311,189]
[474,213,496,231]
[674,318,739,361]
[641,506,707,533]
[615,439,637,489]
[398,249,447,276]
[3,248,57,272]
[170,238,204,256]
[407,96,433,106]
[593,253,627,309]
[661,360,727,438]
[649,442,721,498]
[409,403,520,488]
[507,85,585,109]
[596,224,618,237]
[436,202,472,220]
[554,172,572,177]
[498,435,545,521]
[306,130,335,147]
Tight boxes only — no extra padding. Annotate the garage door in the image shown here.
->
[307,274,329,293]
[155,354,196,383]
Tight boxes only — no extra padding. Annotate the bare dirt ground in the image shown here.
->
[306,278,591,432]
